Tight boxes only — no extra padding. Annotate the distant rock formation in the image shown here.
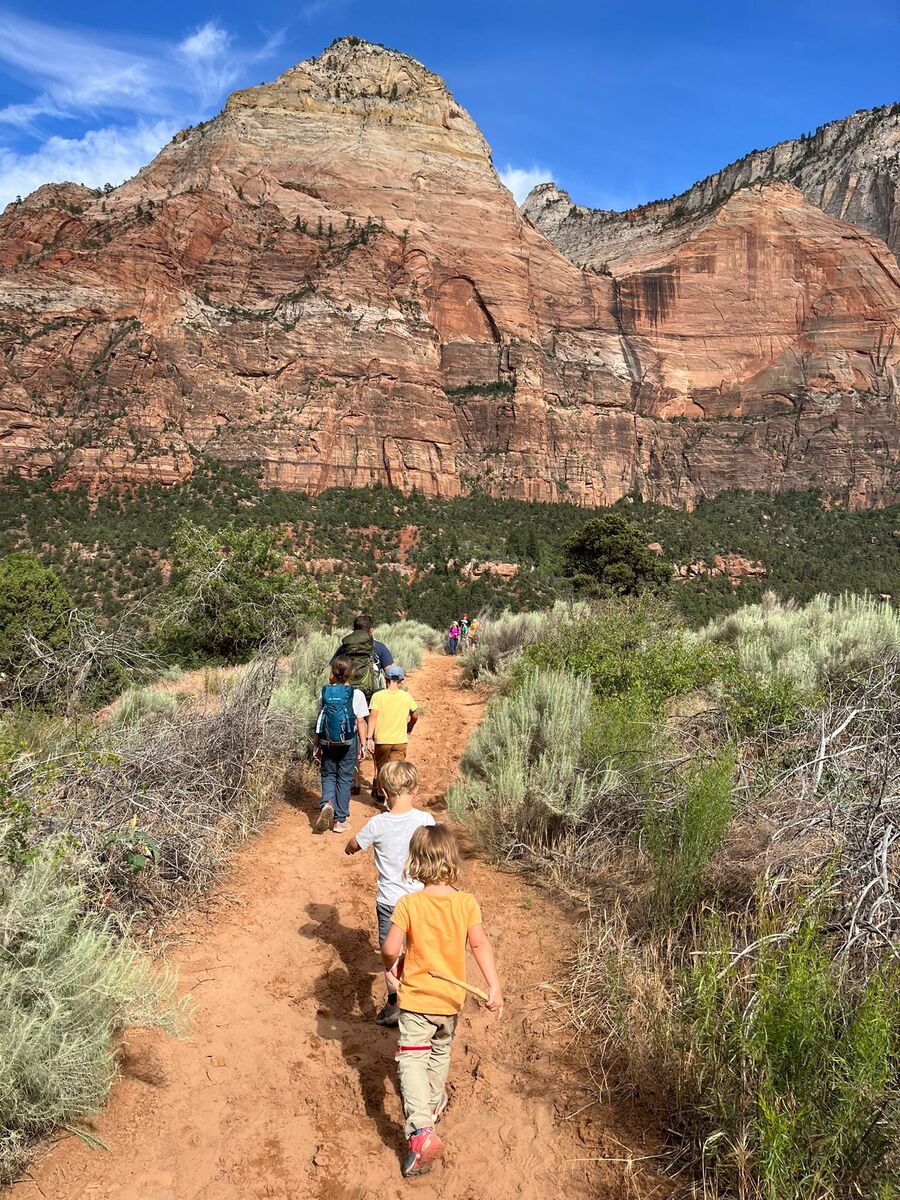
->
[1,39,898,507]
[523,103,900,267]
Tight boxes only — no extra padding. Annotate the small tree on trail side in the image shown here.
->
[162,520,322,660]
[0,553,72,701]
[563,513,672,598]
[0,553,71,671]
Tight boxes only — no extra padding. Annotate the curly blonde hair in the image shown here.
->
[406,824,460,886]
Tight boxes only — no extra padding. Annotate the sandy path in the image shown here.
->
[16,654,667,1200]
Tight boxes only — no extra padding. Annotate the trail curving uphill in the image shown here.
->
[16,655,667,1200]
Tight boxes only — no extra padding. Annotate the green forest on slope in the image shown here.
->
[1,460,897,628]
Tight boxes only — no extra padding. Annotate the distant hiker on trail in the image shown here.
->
[312,655,368,835]
[467,617,479,648]
[367,664,418,803]
[447,621,460,656]
[382,825,502,1177]
[459,614,470,651]
[344,761,435,1027]
[333,613,393,701]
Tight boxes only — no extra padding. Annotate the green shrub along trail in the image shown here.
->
[450,595,900,1199]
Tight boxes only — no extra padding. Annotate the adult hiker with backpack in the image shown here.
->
[332,613,394,701]
[312,655,369,834]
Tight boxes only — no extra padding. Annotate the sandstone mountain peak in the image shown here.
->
[221,35,482,148]
[0,46,897,508]
[525,101,900,268]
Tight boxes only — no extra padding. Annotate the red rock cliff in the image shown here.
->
[0,38,898,507]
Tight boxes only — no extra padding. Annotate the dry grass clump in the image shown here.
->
[375,620,441,669]
[105,685,180,728]
[17,654,282,924]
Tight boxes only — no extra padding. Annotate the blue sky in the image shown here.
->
[1,0,897,210]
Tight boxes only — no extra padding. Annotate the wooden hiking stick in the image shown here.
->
[428,971,488,1002]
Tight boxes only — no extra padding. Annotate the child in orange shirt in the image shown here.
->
[381,825,502,1178]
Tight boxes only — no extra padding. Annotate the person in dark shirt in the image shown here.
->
[332,613,394,672]
[332,614,393,799]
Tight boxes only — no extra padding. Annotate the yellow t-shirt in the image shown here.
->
[370,688,418,745]
[391,890,483,1015]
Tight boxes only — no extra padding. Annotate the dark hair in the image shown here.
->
[331,655,354,683]
[353,613,374,632]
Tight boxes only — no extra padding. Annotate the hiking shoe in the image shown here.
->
[432,1092,448,1124]
[332,820,350,834]
[402,1127,443,1178]
[315,802,334,833]
[375,1001,400,1026]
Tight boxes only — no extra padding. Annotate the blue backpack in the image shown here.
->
[318,684,356,747]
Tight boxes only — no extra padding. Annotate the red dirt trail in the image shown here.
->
[15,655,668,1200]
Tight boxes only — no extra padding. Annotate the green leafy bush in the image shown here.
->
[522,600,727,711]
[722,666,813,735]
[0,554,71,698]
[460,603,586,684]
[579,897,900,1200]
[643,747,735,924]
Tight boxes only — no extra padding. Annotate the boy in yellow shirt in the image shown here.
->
[366,664,418,803]
[382,825,502,1177]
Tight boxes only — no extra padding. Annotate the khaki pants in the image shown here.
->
[373,743,407,797]
[396,1010,458,1136]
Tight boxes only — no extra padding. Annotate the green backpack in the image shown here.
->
[339,629,376,699]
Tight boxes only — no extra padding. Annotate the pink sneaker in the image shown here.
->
[402,1127,443,1177]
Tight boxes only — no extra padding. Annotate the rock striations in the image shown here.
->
[1,39,898,506]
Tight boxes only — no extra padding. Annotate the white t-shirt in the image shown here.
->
[315,687,369,732]
[355,809,436,908]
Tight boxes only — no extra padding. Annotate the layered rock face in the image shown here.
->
[523,103,900,269]
[0,39,898,507]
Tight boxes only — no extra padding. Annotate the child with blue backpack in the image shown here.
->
[313,655,369,834]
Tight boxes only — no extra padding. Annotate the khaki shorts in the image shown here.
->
[374,742,407,773]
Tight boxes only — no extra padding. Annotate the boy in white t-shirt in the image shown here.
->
[345,760,435,1026]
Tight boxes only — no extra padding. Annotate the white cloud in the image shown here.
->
[0,12,285,203]
[0,12,157,125]
[0,121,177,207]
[178,21,231,63]
[499,163,553,203]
